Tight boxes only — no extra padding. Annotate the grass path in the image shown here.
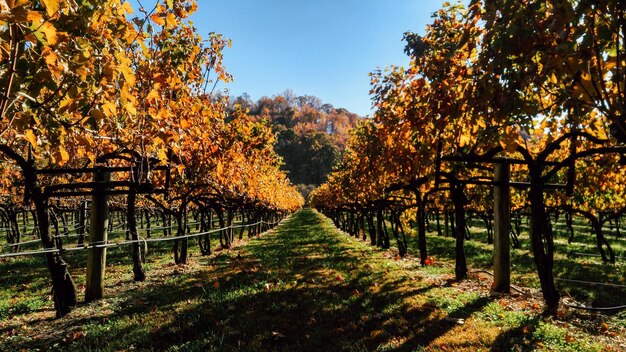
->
[1,209,621,351]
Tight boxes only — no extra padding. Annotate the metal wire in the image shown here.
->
[0,219,283,259]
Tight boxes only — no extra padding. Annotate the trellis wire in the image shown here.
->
[0,219,282,259]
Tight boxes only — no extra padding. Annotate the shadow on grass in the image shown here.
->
[489,316,541,352]
[4,210,493,351]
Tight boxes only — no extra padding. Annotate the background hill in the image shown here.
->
[228,90,363,198]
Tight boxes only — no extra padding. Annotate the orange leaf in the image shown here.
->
[150,13,165,26]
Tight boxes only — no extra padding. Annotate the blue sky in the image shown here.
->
[137,0,450,116]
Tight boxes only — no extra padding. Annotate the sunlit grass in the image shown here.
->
[0,209,623,351]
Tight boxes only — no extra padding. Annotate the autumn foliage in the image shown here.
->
[0,0,302,317]
[311,0,625,315]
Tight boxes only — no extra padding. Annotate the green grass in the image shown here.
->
[0,209,624,351]
[414,216,626,307]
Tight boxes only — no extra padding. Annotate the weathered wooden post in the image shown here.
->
[85,168,110,302]
[492,162,511,293]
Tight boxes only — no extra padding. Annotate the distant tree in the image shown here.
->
[228,92,361,186]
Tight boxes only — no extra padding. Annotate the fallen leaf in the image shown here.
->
[600,322,609,332]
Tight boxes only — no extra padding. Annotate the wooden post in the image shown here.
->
[493,163,511,293]
[85,169,110,302]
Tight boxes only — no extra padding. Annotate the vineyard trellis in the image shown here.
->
[0,217,285,260]
[310,0,626,316]
[0,0,304,318]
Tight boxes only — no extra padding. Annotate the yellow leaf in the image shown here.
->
[122,1,133,14]
[115,52,135,86]
[549,72,558,84]
[24,130,37,149]
[40,0,60,17]
[59,146,69,165]
[39,22,57,45]
[125,102,136,116]
[146,89,159,101]
[157,148,168,163]
[102,102,117,117]
[459,133,471,147]
[165,12,177,29]
[180,119,190,129]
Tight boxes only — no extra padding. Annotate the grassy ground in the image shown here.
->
[1,209,625,351]
[416,216,626,308]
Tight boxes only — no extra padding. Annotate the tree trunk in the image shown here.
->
[493,163,511,294]
[376,208,384,247]
[528,174,560,315]
[127,191,146,281]
[367,212,376,246]
[417,194,428,266]
[451,184,467,281]
[34,192,77,317]
[173,209,189,265]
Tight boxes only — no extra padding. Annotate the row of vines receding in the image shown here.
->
[310,0,626,316]
[0,0,303,318]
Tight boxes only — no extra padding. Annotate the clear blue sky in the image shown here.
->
[138,1,450,116]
